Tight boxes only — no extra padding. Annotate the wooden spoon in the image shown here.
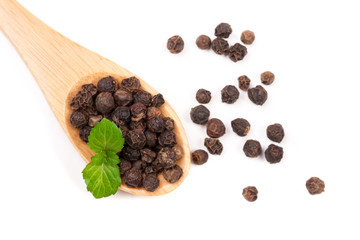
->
[0,0,190,196]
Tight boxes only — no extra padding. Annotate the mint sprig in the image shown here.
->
[82,119,124,199]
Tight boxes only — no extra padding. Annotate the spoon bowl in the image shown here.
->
[0,0,190,196]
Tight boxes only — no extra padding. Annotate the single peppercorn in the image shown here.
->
[121,76,141,94]
[130,102,147,121]
[79,126,92,143]
[97,76,118,93]
[214,23,232,38]
[143,174,160,192]
[95,92,115,114]
[125,129,147,150]
[147,116,165,133]
[265,144,283,164]
[129,120,146,132]
[248,85,268,106]
[196,35,212,50]
[151,94,165,107]
[243,140,262,158]
[306,177,325,195]
[242,186,258,202]
[163,117,175,131]
[172,145,183,161]
[228,43,247,62]
[190,105,210,125]
[88,115,103,127]
[113,89,133,106]
[204,138,223,155]
[241,30,255,45]
[123,168,142,188]
[163,165,183,183]
[140,148,156,163]
[70,89,94,111]
[70,111,88,128]
[266,123,285,143]
[147,107,162,119]
[212,37,229,55]
[81,83,97,96]
[145,130,157,148]
[158,130,177,147]
[207,118,226,138]
[167,35,184,54]
[120,146,140,161]
[112,106,131,125]
[238,75,251,91]
[134,90,152,107]
[221,85,240,104]
[191,150,208,165]
[261,71,275,85]
[196,89,212,104]
[231,118,250,137]
[119,160,132,175]
[156,147,177,169]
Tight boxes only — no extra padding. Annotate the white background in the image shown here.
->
[1,0,360,239]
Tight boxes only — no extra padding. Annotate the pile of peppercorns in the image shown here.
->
[69,76,184,192]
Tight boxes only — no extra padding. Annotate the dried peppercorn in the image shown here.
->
[119,160,132,175]
[151,159,164,173]
[238,75,251,91]
[129,120,146,132]
[120,146,140,161]
[163,117,175,131]
[134,90,152,107]
[265,144,283,164]
[130,102,147,121]
[196,89,212,104]
[79,126,92,143]
[172,145,183,161]
[196,35,212,50]
[144,166,156,175]
[231,118,250,137]
[190,105,210,125]
[214,23,232,38]
[132,160,146,170]
[306,177,325,195]
[248,85,268,106]
[125,129,147,149]
[121,76,141,94]
[147,116,165,133]
[204,138,223,155]
[97,76,118,93]
[88,115,103,127]
[241,30,255,45]
[212,37,229,55]
[191,150,208,165]
[221,85,240,104]
[266,123,285,143]
[207,118,226,138]
[81,83,97,96]
[95,92,115,114]
[158,130,177,147]
[145,130,157,148]
[243,140,262,158]
[112,106,131,125]
[70,88,94,110]
[156,147,177,169]
[140,148,156,163]
[147,107,162,119]
[167,35,184,54]
[261,71,275,85]
[163,165,183,183]
[113,89,133,106]
[119,124,129,138]
[151,94,165,107]
[242,186,258,202]
[123,168,142,188]
[70,111,88,128]
[143,174,159,192]
[228,43,247,62]
[82,105,98,116]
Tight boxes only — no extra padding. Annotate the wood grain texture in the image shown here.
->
[0,0,190,196]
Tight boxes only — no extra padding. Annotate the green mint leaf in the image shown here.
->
[89,151,119,165]
[87,118,124,153]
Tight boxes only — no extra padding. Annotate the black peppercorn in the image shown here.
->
[242,186,258,202]
[134,90,152,107]
[121,76,141,94]
[243,140,262,158]
[119,160,132,175]
[266,123,285,143]
[265,144,283,164]
[112,106,131,125]
[306,177,325,195]
[241,30,255,45]
[238,75,251,91]
[97,76,118,93]
[151,94,165,107]
[88,115,103,127]
[120,146,140,161]
[147,116,165,133]
[228,43,247,62]
[125,129,147,149]
[261,71,275,85]
[190,105,210,125]
[70,111,88,128]
[163,165,183,183]
[191,150,208,165]
[123,168,142,188]
[132,160,146,170]
[143,174,159,192]
[204,138,223,155]
[95,92,115,114]
[211,37,229,55]
[158,130,177,147]
[140,148,156,163]
[196,89,212,104]
[151,159,164,173]
[147,107,162,119]
[79,126,92,143]
[145,130,157,148]
[172,145,183,161]
[130,102,147,121]
[163,117,175,131]
[81,83,97,96]
[144,166,156,175]
[167,35,184,54]
[70,89,94,111]
[248,85,268,106]
[113,89,133,106]
[196,35,212,50]
[221,85,240,104]
[129,120,146,132]
[119,124,129,138]
[156,147,177,169]
[207,118,226,138]
[231,118,250,137]
[214,23,232,38]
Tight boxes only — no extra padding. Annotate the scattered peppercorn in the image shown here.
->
[228,43,247,62]
[196,35,212,50]
[143,174,160,192]
[151,94,165,107]
[248,85,268,105]
[190,105,210,125]
[79,126,92,143]
[123,168,142,188]
[214,23,232,38]
[113,89,133,106]
[266,123,285,143]
[207,118,226,138]
[211,37,229,55]
[241,30,255,45]
[242,186,258,202]
[196,89,212,104]
[261,71,275,85]
[163,165,183,183]
[97,76,118,93]
[221,85,240,103]
[306,177,325,195]
[204,138,223,155]
[231,118,250,137]
[121,76,140,94]
[243,140,262,158]
[70,111,88,128]
[191,150,208,165]
[265,144,283,164]
[167,35,184,54]
[95,92,115,114]
[238,75,251,91]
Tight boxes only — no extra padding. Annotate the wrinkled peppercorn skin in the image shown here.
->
[267,123,285,143]
[147,116,165,133]
[243,140,262,158]
[120,146,140,161]
[261,71,275,85]
[119,160,132,175]
[163,165,183,183]
[207,118,226,138]
[306,177,325,195]
[167,35,184,54]
[238,75,251,91]
[204,138,223,155]
[140,148,156,163]
[130,102,147,121]
[190,105,210,125]
[163,117,175,131]
[214,23,232,38]
[158,130,177,147]
[112,106,131,125]
[129,120,146,132]
[231,118,250,137]
[70,111,88,128]
[196,35,212,50]
[196,89,212,104]
[248,85,268,106]
[113,89,133,106]
[221,85,240,104]
[134,90,152,107]
[125,129,147,149]
[147,107,162,119]
[121,77,141,94]
[145,130,157,148]
[156,147,177,169]
[79,126,92,143]
[228,43,247,62]
[212,37,229,55]
[241,30,255,45]
[242,186,258,202]
[151,94,165,107]
[123,168,143,188]
[97,76,118,93]
[143,174,160,192]
[191,150,209,165]
[265,144,283,164]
